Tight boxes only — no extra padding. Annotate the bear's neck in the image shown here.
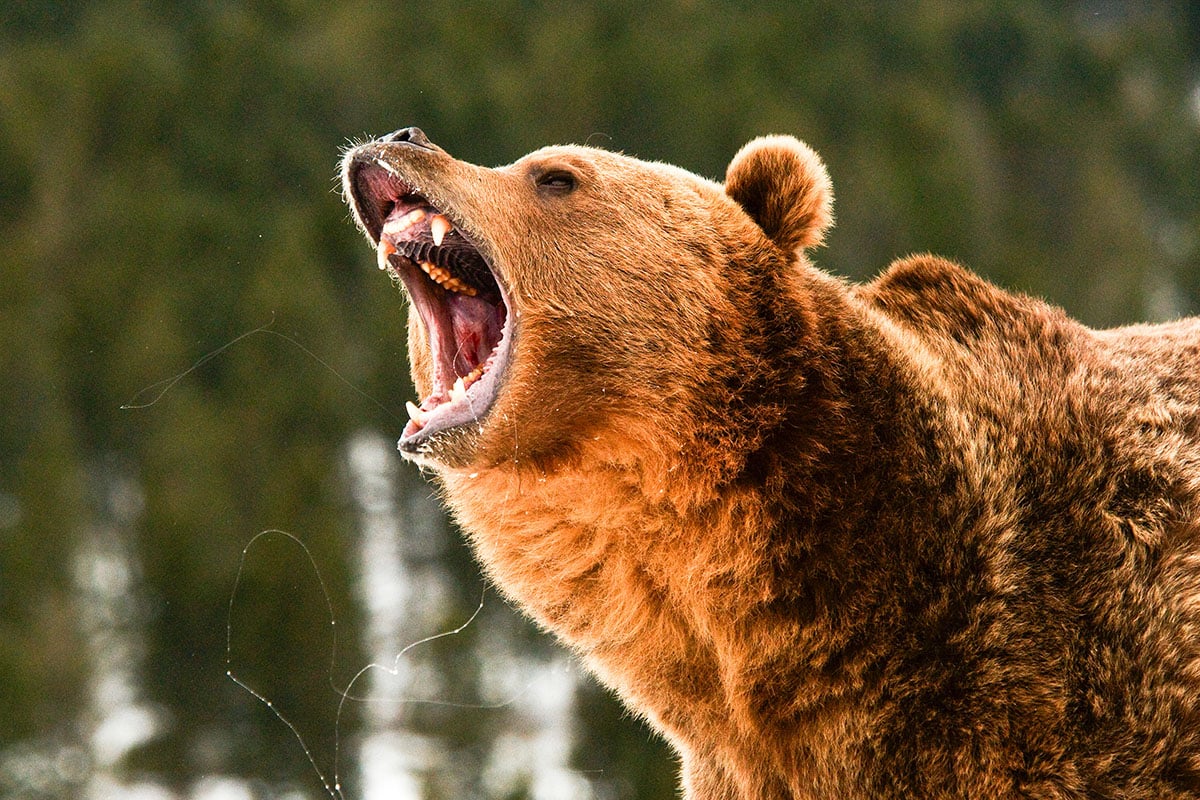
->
[441,267,949,746]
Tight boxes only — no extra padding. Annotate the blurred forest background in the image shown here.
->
[2,1,1199,799]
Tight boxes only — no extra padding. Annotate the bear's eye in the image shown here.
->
[535,169,578,195]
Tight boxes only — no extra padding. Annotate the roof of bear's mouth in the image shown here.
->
[343,153,513,459]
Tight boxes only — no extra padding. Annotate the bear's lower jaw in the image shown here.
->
[386,241,513,461]
[395,293,513,462]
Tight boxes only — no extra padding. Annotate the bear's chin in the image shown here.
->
[398,420,489,470]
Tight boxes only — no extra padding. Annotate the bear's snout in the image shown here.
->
[379,126,439,152]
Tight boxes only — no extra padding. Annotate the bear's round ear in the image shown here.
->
[724,135,834,254]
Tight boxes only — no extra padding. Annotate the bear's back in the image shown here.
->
[859,255,1200,454]
[855,256,1200,795]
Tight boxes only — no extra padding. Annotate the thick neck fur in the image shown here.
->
[439,260,952,761]
[437,258,1200,797]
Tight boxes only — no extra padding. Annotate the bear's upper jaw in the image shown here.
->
[346,157,512,459]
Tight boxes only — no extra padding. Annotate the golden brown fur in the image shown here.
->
[342,130,1200,798]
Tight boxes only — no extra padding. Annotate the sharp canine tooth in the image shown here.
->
[377,239,396,271]
[430,214,452,246]
[450,377,467,402]
[405,401,425,427]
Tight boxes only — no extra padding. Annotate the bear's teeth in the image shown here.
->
[382,208,426,235]
[418,260,478,297]
[430,214,452,246]
[405,401,426,428]
[377,239,396,271]
[449,279,477,296]
[450,377,467,403]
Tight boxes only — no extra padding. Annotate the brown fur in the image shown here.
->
[342,130,1200,799]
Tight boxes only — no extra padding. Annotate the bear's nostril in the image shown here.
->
[381,126,435,150]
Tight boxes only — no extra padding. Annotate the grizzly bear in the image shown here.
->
[341,127,1200,799]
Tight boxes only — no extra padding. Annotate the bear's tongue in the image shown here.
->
[374,205,509,441]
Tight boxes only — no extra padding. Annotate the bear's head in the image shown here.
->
[342,128,833,471]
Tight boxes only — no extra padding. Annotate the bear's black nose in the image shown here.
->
[380,127,435,150]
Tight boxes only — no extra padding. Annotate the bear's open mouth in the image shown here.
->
[348,162,512,451]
